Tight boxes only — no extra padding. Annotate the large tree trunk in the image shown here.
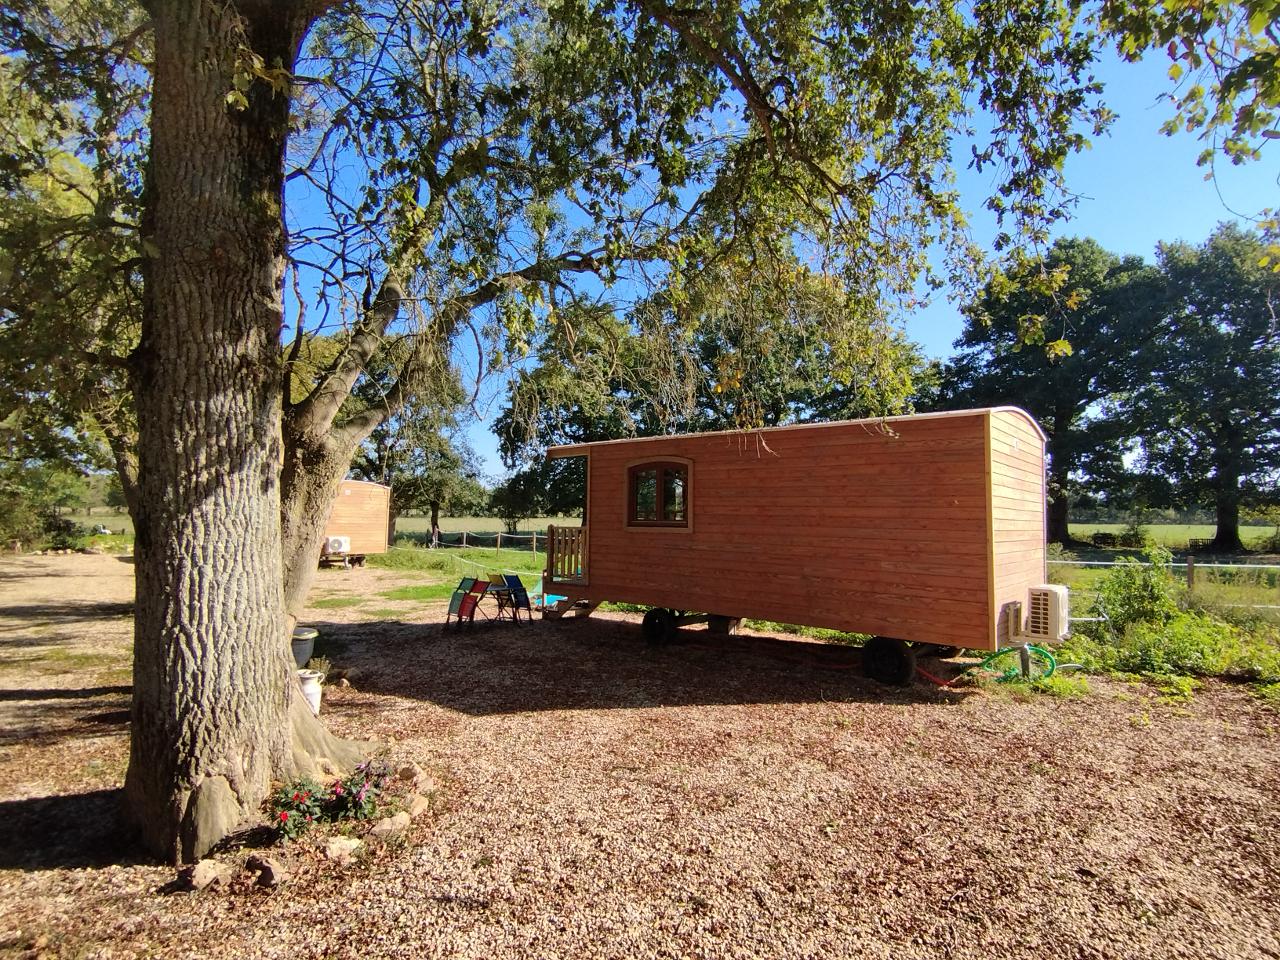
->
[125,0,358,864]
[1046,472,1071,546]
[1210,431,1246,554]
[280,426,363,620]
[1212,488,1245,553]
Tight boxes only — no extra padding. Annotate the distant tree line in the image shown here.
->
[919,223,1280,552]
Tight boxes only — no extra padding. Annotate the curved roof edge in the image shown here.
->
[547,406,1047,457]
[988,406,1048,443]
[339,477,392,490]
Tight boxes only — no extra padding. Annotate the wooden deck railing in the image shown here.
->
[545,524,588,585]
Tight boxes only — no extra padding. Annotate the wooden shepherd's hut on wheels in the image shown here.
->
[541,406,1069,683]
[320,478,391,567]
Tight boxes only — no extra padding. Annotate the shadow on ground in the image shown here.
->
[308,615,972,715]
[0,789,141,870]
[0,601,134,628]
[0,685,132,746]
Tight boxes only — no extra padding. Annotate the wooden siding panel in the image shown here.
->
[569,411,1015,649]
[324,479,391,555]
[988,410,1047,647]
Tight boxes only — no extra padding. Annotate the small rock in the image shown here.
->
[370,811,411,838]
[406,793,431,820]
[245,853,290,888]
[84,547,103,555]
[324,836,363,864]
[182,858,231,891]
[413,773,437,793]
[397,762,423,783]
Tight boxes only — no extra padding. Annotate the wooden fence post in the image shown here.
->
[1186,556,1196,591]
[532,531,537,558]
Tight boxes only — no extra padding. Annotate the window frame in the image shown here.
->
[626,459,691,529]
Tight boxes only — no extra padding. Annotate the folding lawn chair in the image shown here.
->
[503,574,533,623]
[445,578,477,627]
[466,577,491,623]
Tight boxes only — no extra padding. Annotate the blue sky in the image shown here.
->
[907,51,1277,358]
[463,49,1277,477]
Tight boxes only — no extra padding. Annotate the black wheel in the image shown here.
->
[642,608,677,646]
[863,636,917,685]
[915,643,962,660]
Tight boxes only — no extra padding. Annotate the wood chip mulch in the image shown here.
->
[1,555,1278,960]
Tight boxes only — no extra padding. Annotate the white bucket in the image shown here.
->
[297,669,323,715]
[292,626,319,668]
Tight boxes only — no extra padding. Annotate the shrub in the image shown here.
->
[268,760,394,840]
[41,513,86,550]
[270,778,324,840]
[1086,545,1181,638]
[1115,517,1152,548]
[1115,613,1236,676]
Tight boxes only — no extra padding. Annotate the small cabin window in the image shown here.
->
[628,462,688,527]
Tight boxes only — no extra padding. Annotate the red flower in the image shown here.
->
[278,811,289,822]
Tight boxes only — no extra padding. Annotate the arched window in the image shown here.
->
[627,461,689,527]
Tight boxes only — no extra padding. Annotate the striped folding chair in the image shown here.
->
[445,578,476,627]
[464,577,490,623]
[503,574,533,623]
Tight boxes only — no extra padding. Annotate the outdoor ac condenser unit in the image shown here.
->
[324,535,351,555]
[1023,584,1069,642]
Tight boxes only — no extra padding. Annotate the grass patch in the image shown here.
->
[1069,523,1275,551]
[363,607,406,619]
[379,583,457,602]
[1255,682,1280,706]
[745,620,870,644]
[310,596,367,609]
[367,546,543,580]
[86,533,134,553]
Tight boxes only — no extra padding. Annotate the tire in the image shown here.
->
[642,608,677,646]
[863,636,917,685]
[915,643,962,660]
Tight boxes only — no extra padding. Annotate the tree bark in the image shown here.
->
[1046,472,1071,546]
[279,423,363,620]
[1210,427,1246,554]
[125,0,358,864]
[1212,488,1245,553]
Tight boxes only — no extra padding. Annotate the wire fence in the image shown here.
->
[394,529,552,554]
[1049,558,1280,612]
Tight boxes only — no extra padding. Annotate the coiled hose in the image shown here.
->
[916,644,1057,687]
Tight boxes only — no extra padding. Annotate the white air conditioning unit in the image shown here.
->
[1023,584,1069,642]
[324,535,351,556]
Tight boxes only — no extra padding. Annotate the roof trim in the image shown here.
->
[546,406,1045,457]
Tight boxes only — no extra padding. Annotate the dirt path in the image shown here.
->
[1,555,1279,959]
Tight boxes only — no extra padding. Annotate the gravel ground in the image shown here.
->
[1,554,1278,959]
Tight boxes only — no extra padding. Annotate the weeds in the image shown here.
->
[1061,545,1280,695]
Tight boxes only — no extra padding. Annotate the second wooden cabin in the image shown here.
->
[321,478,391,567]
[542,407,1068,682]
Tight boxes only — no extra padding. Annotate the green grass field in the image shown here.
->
[1068,523,1275,549]
[58,514,1280,558]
